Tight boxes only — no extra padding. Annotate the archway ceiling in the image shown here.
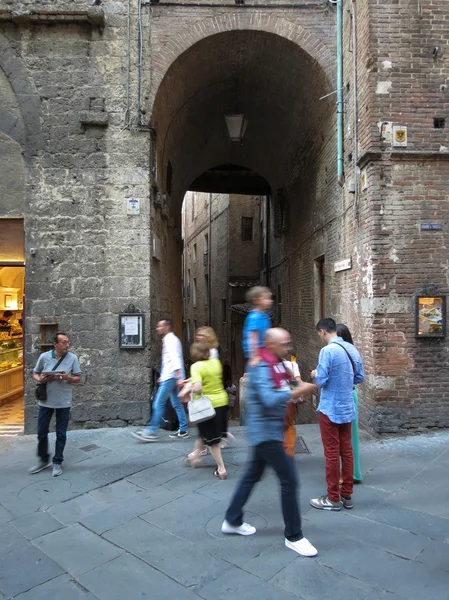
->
[151,30,334,204]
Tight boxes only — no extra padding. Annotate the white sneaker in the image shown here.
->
[139,432,160,442]
[52,465,63,477]
[285,537,318,557]
[28,460,52,475]
[221,520,256,536]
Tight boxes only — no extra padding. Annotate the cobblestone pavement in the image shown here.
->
[0,425,448,599]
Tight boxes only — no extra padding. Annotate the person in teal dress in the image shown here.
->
[336,323,362,483]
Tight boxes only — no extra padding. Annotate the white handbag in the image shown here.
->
[188,391,216,424]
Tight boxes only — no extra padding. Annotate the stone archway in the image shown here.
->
[149,24,338,426]
[148,12,336,108]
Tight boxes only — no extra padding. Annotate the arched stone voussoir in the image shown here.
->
[0,33,43,158]
[150,12,335,104]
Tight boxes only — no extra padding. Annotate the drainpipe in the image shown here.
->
[330,0,345,186]
[351,0,359,222]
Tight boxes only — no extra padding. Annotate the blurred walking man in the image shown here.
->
[132,319,188,441]
[222,328,318,557]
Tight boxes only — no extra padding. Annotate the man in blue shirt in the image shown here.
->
[222,328,318,558]
[30,332,81,477]
[310,318,365,511]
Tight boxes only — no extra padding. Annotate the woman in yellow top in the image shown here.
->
[180,342,228,479]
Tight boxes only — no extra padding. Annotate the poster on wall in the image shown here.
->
[415,296,446,338]
[119,313,145,348]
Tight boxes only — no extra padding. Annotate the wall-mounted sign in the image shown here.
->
[334,258,352,273]
[119,313,145,349]
[392,126,407,147]
[420,223,442,231]
[127,198,140,215]
[360,168,368,191]
[416,296,446,338]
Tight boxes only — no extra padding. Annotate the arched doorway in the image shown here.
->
[149,28,338,423]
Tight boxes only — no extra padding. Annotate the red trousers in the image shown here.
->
[319,412,353,502]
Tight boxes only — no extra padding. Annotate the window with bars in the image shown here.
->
[315,256,325,319]
[205,275,209,307]
[241,217,254,242]
[274,188,288,236]
[193,278,197,307]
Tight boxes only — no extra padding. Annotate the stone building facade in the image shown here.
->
[0,0,448,434]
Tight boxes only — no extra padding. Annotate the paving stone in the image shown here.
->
[80,486,180,535]
[12,510,64,539]
[48,494,105,525]
[162,468,236,495]
[361,455,432,494]
[240,543,298,581]
[140,491,216,528]
[386,464,449,518]
[320,539,449,599]
[32,523,124,576]
[88,479,146,505]
[104,516,232,587]
[0,543,64,598]
[125,456,189,489]
[366,504,449,542]
[415,540,449,573]
[303,510,430,559]
[0,523,29,553]
[15,574,98,600]
[196,474,249,502]
[270,554,393,600]
[198,567,300,600]
[82,457,157,486]
[77,553,202,600]
[1,426,449,600]
[143,497,281,568]
[0,471,99,516]
[0,505,13,524]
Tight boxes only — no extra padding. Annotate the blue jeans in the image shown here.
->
[37,405,71,465]
[225,440,303,541]
[147,378,187,434]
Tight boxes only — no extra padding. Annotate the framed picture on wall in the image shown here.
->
[415,296,446,338]
[119,313,145,349]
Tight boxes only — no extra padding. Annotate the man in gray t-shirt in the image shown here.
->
[30,332,81,477]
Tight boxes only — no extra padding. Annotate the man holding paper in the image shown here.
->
[30,332,81,477]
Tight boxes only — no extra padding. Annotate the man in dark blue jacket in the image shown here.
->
[222,328,318,557]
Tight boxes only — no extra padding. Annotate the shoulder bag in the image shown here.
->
[188,390,216,424]
[35,355,66,402]
[335,343,356,386]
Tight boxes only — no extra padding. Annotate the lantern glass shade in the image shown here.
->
[225,114,248,143]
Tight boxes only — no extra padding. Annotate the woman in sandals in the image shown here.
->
[180,341,228,479]
[195,327,235,448]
